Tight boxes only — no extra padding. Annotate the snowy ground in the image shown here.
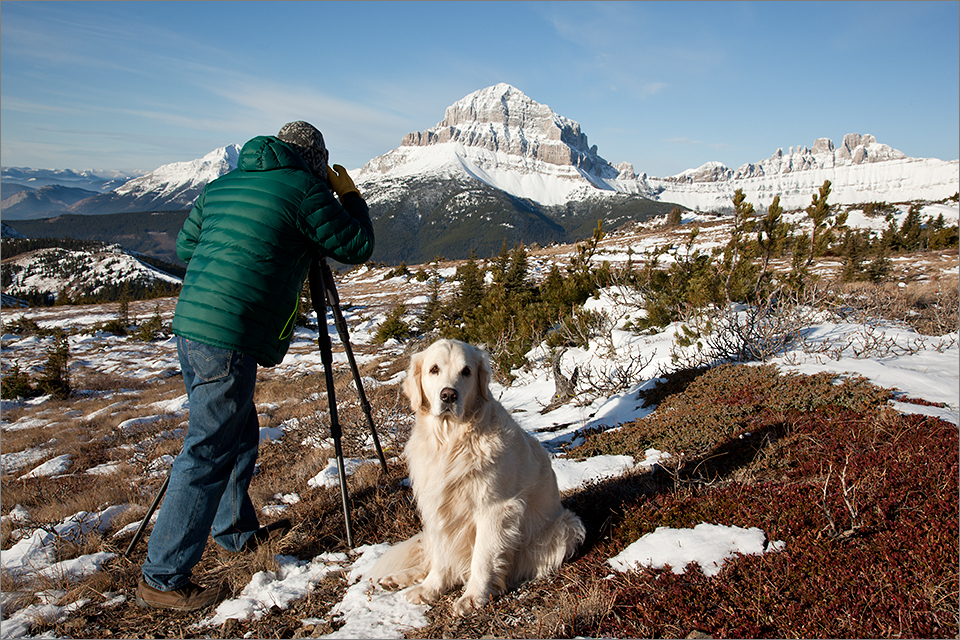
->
[1,209,958,638]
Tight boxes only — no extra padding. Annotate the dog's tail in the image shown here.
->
[556,508,586,559]
[367,532,425,582]
[529,508,586,581]
[512,508,586,585]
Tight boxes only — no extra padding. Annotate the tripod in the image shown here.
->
[307,253,388,547]
[124,254,387,557]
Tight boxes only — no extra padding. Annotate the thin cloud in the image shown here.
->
[641,82,667,97]
[0,98,75,116]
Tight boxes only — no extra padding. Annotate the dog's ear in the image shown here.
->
[476,346,492,401]
[403,351,426,412]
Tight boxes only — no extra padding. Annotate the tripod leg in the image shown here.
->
[309,259,354,548]
[123,474,169,558]
[324,282,389,474]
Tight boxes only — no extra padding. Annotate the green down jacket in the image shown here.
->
[171,135,375,367]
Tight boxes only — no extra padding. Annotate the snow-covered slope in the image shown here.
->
[2,222,29,239]
[2,245,182,303]
[111,145,239,200]
[63,145,240,215]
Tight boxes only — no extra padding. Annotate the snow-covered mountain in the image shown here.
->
[2,83,956,261]
[359,83,622,207]
[642,133,960,211]
[356,84,957,214]
[352,84,680,263]
[58,145,241,216]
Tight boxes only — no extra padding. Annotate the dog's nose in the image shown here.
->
[440,387,458,404]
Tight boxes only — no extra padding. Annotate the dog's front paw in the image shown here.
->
[378,567,425,591]
[378,574,405,591]
[405,584,440,605]
[454,590,492,616]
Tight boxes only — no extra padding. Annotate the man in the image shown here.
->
[137,121,374,611]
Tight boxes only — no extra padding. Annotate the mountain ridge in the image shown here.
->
[2,84,957,263]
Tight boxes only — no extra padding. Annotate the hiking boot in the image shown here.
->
[135,579,229,611]
[219,518,293,557]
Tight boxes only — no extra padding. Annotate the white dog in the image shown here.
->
[369,339,585,615]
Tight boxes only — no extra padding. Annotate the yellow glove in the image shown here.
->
[327,164,361,199]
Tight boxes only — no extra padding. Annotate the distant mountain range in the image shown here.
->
[1,167,141,196]
[3,83,957,264]
[0,185,101,218]
[0,147,237,219]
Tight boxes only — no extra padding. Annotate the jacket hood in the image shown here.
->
[237,136,312,173]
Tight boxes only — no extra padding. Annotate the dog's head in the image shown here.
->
[404,339,491,420]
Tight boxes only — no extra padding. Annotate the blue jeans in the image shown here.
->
[141,336,260,591]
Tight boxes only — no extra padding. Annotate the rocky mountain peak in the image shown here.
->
[398,83,616,177]
[113,145,240,197]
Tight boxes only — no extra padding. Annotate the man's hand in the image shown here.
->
[327,164,361,199]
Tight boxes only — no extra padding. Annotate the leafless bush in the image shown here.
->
[574,350,656,407]
[548,305,657,407]
[668,278,958,371]
[550,308,608,351]
[669,291,821,369]
[820,455,863,540]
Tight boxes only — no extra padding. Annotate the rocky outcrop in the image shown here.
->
[399,83,618,177]
[668,134,911,184]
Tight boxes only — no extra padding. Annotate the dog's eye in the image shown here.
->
[461,366,471,377]
[429,364,439,374]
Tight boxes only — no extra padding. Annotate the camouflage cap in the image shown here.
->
[277,121,329,182]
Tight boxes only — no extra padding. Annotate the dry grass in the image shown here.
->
[831,274,959,335]
[4,361,956,638]
[1,241,957,638]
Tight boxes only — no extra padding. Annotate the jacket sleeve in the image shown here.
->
[177,190,205,263]
[298,185,375,265]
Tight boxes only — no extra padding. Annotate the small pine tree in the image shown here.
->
[785,231,812,293]
[454,251,485,322]
[138,303,164,341]
[865,249,892,283]
[839,229,870,282]
[880,213,901,252]
[375,303,411,344]
[666,206,683,228]
[899,204,924,251]
[754,195,787,296]
[36,329,70,399]
[117,296,130,325]
[504,243,530,296]
[722,189,758,301]
[418,271,445,333]
[1,363,34,399]
[805,179,833,268]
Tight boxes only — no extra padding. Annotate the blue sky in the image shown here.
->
[2,1,957,176]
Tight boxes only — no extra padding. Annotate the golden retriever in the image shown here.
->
[369,339,585,615]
